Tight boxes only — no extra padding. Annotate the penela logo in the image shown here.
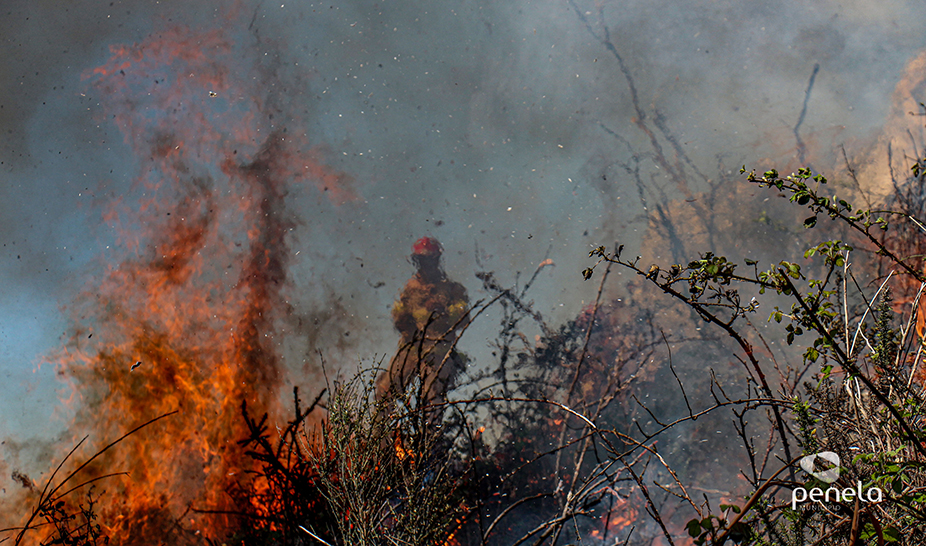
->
[799,451,840,483]
[791,451,883,511]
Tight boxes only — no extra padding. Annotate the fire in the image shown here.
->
[595,495,638,539]
[38,17,355,545]
[394,435,415,462]
[608,512,636,530]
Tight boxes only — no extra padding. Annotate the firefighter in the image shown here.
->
[376,237,469,405]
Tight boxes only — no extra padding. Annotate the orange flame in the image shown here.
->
[41,19,354,545]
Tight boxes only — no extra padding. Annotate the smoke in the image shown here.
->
[3,0,926,534]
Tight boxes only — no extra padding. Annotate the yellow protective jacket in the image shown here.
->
[392,274,468,344]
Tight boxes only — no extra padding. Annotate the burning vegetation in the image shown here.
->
[10,7,926,546]
[3,17,665,546]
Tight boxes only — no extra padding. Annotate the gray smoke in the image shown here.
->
[1,0,924,481]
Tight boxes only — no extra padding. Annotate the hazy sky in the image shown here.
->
[2,0,925,466]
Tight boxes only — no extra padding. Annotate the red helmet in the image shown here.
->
[412,236,442,256]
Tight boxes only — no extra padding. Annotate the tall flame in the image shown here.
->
[44,18,354,544]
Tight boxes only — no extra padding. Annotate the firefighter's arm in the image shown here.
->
[392,298,418,334]
[445,283,470,324]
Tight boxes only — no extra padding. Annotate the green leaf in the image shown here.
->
[803,216,817,228]
[686,519,702,537]
[805,347,819,362]
[892,478,904,494]
[883,527,901,542]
